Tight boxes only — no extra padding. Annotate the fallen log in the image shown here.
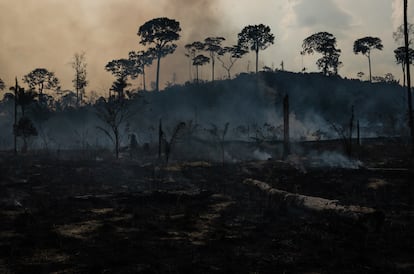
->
[243,178,384,231]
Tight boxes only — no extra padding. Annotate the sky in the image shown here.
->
[0,0,413,95]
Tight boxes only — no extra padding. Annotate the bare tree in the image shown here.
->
[403,0,414,158]
[217,45,248,79]
[71,52,88,106]
[96,97,133,159]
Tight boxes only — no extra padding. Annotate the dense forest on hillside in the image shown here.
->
[0,71,408,161]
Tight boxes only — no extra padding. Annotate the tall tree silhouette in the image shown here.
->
[204,37,225,82]
[238,24,275,73]
[302,32,342,76]
[185,41,204,82]
[128,50,154,91]
[105,58,138,99]
[403,0,414,158]
[353,37,383,82]
[71,52,88,106]
[23,68,60,105]
[96,97,133,159]
[137,17,181,92]
[192,54,210,83]
[217,45,248,79]
[394,46,414,87]
[0,77,5,91]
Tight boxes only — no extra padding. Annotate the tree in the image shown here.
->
[217,45,248,79]
[71,52,88,106]
[0,77,5,91]
[14,116,38,153]
[128,50,154,91]
[204,37,225,81]
[138,17,181,92]
[23,68,60,96]
[403,0,414,158]
[185,41,205,82]
[393,22,414,46]
[238,24,275,74]
[96,97,133,159]
[394,46,414,86]
[105,58,138,99]
[353,37,383,82]
[302,32,342,76]
[192,54,210,83]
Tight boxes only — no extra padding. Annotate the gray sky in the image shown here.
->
[0,0,413,94]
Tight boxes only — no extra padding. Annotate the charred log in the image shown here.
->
[243,178,384,231]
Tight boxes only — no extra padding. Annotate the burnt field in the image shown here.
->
[1,139,414,273]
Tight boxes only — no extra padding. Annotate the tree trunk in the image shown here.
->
[115,129,119,159]
[196,65,199,83]
[14,78,18,155]
[243,178,384,230]
[142,67,146,91]
[368,52,372,82]
[283,95,290,159]
[255,49,259,74]
[402,63,406,87]
[212,58,215,82]
[156,55,161,92]
[404,0,414,158]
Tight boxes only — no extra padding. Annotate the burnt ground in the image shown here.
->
[0,141,414,273]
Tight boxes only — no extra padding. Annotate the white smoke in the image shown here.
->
[392,0,404,30]
[252,149,272,161]
[309,151,362,169]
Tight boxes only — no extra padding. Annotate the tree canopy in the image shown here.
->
[238,24,275,73]
[204,37,225,81]
[302,32,342,76]
[138,17,181,92]
[353,36,383,82]
[23,68,60,95]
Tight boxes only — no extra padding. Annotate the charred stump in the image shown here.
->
[283,95,290,159]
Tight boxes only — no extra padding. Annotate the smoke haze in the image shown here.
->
[0,0,413,95]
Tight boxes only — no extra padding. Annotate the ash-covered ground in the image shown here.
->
[0,139,413,273]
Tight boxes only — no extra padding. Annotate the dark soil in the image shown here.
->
[0,143,413,273]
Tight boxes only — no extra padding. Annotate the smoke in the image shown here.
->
[0,0,225,94]
[391,0,404,30]
[309,151,362,169]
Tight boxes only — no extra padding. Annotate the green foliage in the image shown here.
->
[302,32,342,76]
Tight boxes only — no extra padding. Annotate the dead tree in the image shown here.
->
[283,95,290,158]
[244,179,384,231]
[404,0,414,158]
[96,98,133,159]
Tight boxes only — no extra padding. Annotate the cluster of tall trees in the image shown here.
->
[1,2,414,157]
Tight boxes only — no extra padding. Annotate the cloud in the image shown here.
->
[290,0,353,31]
